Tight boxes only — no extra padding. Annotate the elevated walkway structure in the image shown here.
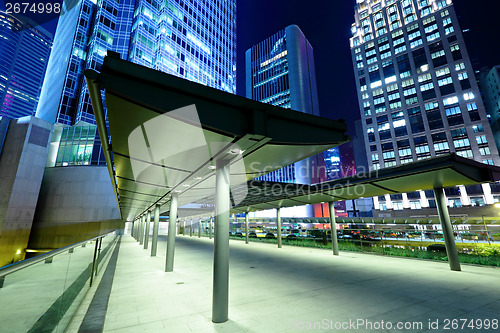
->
[85,54,500,323]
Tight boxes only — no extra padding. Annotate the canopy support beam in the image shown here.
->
[151,205,160,256]
[165,194,178,272]
[434,188,461,271]
[212,159,230,323]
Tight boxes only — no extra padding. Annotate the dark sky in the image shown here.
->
[40,0,500,136]
[236,0,500,136]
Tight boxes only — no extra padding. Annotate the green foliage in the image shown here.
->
[475,244,500,256]
[227,234,500,267]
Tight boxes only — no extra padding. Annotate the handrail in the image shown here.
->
[0,230,117,278]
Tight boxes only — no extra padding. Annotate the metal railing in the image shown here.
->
[0,230,120,333]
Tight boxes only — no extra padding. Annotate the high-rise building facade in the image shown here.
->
[350,0,500,211]
[0,13,52,119]
[479,65,500,154]
[36,0,236,167]
[245,25,320,184]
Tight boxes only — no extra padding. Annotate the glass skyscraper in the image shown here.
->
[350,0,500,211]
[245,25,320,184]
[0,12,52,119]
[36,0,236,167]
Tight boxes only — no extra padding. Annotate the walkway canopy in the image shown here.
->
[230,153,500,213]
[85,53,500,322]
[84,52,349,222]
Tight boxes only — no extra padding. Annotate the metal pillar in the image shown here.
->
[139,215,144,245]
[135,220,139,240]
[166,194,178,272]
[132,220,136,239]
[212,159,230,323]
[209,216,213,239]
[245,213,249,244]
[190,219,193,237]
[329,202,339,255]
[277,208,282,248]
[198,220,201,238]
[151,204,160,256]
[434,188,461,271]
[144,210,151,249]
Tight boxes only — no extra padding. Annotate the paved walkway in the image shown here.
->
[97,234,499,332]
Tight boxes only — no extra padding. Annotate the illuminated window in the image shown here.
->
[434,142,449,151]
[458,72,468,80]
[476,135,487,144]
[463,92,475,100]
[438,77,453,86]
[395,45,407,54]
[402,78,415,87]
[388,92,400,101]
[472,124,483,133]
[403,87,416,96]
[443,96,458,106]
[410,200,421,209]
[387,83,398,92]
[456,150,473,158]
[393,201,404,210]
[445,106,461,116]
[436,67,450,77]
[479,147,491,155]
[453,139,470,148]
[418,73,432,82]
[466,102,477,111]
[383,151,395,159]
[420,82,434,91]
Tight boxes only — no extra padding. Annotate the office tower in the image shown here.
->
[479,66,500,153]
[245,25,320,185]
[0,13,52,119]
[36,0,237,166]
[350,0,500,212]
[26,0,236,249]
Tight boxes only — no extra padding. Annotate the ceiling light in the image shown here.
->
[230,149,244,155]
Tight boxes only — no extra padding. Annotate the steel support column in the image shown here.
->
[151,204,160,256]
[212,159,230,323]
[329,202,339,255]
[245,213,249,245]
[166,194,178,272]
[277,208,282,248]
[198,220,201,238]
[144,210,151,249]
[434,188,461,271]
[139,215,144,245]
[209,217,213,239]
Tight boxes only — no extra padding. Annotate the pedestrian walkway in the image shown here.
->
[90,235,499,332]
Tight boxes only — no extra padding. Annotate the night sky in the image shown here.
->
[39,0,500,136]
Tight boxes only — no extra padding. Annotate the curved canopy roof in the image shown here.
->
[85,53,349,221]
[85,54,500,221]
